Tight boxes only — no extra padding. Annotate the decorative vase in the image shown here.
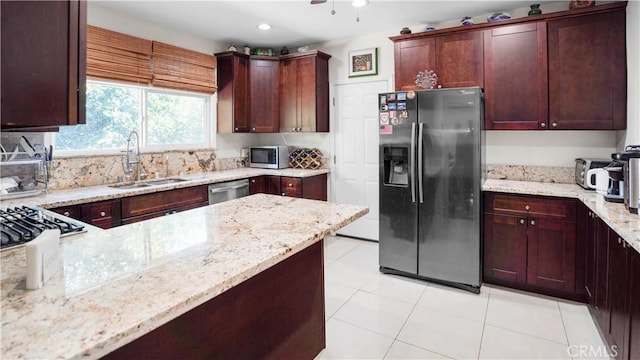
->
[280,46,289,55]
[400,27,412,35]
[528,4,542,16]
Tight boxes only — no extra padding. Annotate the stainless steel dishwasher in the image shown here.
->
[208,179,250,205]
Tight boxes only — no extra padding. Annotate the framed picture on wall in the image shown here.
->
[348,48,378,77]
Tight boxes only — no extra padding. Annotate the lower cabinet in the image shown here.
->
[483,192,579,299]
[249,174,327,201]
[121,186,208,225]
[50,199,121,229]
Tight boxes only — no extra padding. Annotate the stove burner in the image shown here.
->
[0,206,85,250]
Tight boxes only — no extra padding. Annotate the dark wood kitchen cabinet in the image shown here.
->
[628,248,640,360]
[121,186,208,224]
[547,9,626,130]
[50,199,121,229]
[483,193,579,300]
[249,176,266,195]
[250,58,279,132]
[279,51,330,133]
[391,31,482,91]
[250,174,327,201]
[216,52,250,133]
[1,0,86,130]
[484,22,548,130]
[608,231,629,360]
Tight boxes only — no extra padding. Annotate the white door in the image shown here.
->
[332,80,390,241]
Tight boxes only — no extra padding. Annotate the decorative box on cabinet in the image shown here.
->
[279,51,330,133]
[547,9,625,130]
[1,0,86,130]
[216,51,250,133]
[484,22,548,130]
[483,192,579,300]
[250,57,279,132]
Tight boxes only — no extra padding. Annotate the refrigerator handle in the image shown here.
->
[410,123,416,203]
[418,123,424,204]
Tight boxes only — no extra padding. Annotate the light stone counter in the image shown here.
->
[483,179,640,254]
[0,194,367,359]
[0,167,330,209]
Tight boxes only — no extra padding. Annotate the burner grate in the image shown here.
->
[0,206,85,250]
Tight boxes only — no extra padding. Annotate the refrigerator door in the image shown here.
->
[379,92,418,274]
[416,88,482,287]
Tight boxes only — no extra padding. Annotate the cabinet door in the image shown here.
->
[548,10,626,130]
[302,174,327,201]
[1,1,86,129]
[484,22,548,130]
[281,177,302,198]
[629,248,640,360]
[250,59,279,132]
[249,176,266,195]
[608,233,629,360]
[121,186,208,219]
[264,176,282,196]
[435,31,483,88]
[80,199,121,229]
[483,213,527,284]
[217,53,250,133]
[298,57,318,132]
[526,217,576,292]
[279,58,299,132]
[594,216,611,332]
[583,210,597,304]
[393,38,436,91]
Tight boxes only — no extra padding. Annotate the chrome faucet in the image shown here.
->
[124,130,141,182]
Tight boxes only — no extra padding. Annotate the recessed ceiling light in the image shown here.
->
[258,23,271,30]
[352,0,368,8]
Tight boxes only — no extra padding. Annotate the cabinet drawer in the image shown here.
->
[80,199,121,229]
[50,205,82,220]
[281,177,302,195]
[485,193,576,221]
[121,186,208,219]
[121,201,208,225]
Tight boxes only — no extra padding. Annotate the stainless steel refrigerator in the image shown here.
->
[378,87,484,293]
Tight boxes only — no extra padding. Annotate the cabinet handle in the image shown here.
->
[551,122,558,128]
[525,205,530,211]
[100,211,106,217]
[540,123,546,128]
[530,219,536,226]
[519,219,525,225]
[63,211,70,217]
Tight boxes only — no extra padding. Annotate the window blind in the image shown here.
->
[86,25,152,84]
[152,41,217,94]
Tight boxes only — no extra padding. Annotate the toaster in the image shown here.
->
[575,158,612,189]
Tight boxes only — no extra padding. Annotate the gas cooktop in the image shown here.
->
[0,206,86,251]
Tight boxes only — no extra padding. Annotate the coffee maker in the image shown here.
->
[612,145,640,214]
[603,162,624,203]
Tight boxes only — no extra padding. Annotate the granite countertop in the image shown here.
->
[0,167,330,209]
[483,179,640,254]
[0,194,368,359]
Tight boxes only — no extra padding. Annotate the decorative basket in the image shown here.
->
[289,148,323,169]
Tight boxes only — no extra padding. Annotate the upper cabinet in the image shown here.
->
[392,32,482,91]
[548,9,626,130]
[391,2,627,131]
[216,52,250,133]
[484,22,548,130]
[250,58,280,132]
[1,0,86,130]
[279,51,331,133]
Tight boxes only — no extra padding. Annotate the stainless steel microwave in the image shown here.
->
[249,146,290,169]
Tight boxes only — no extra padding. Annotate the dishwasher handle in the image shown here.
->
[209,184,248,193]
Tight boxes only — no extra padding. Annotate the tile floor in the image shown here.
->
[316,235,613,360]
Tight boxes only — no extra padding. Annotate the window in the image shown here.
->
[55,80,214,154]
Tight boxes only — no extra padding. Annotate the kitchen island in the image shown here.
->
[0,194,368,359]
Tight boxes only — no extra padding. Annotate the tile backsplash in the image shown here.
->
[48,150,246,189]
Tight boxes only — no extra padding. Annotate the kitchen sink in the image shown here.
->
[108,178,188,190]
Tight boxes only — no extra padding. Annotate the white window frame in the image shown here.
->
[48,79,217,157]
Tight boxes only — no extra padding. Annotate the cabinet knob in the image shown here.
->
[234,127,239,131]
[525,205,530,211]
[63,211,70,217]
[288,183,293,187]
[530,219,536,226]
[519,219,525,225]
[100,211,106,217]
[251,179,255,183]
[540,123,546,128]
[292,127,296,131]
[551,122,558,128]
[252,128,256,131]
[618,237,622,244]
[282,192,286,196]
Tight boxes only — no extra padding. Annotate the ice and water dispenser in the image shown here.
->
[383,146,409,186]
